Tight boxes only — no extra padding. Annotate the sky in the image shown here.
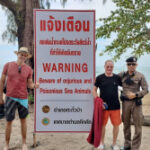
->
[0,0,150,74]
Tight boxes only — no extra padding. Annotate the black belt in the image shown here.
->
[120,95,142,106]
[120,95,134,101]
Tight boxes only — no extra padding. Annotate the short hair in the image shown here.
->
[104,60,114,66]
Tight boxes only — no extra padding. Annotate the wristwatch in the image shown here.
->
[136,93,138,97]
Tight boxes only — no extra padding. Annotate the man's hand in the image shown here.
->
[34,82,39,89]
[27,78,40,89]
[127,92,136,99]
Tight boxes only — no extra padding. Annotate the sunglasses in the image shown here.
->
[18,66,21,73]
[20,53,28,57]
[127,63,137,66]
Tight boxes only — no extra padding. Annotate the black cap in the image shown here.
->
[126,56,137,63]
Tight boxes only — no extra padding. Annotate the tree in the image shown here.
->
[0,0,69,68]
[96,0,150,60]
[0,0,40,68]
[0,0,91,68]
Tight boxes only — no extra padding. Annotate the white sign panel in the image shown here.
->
[34,10,95,132]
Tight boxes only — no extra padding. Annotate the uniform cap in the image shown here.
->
[126,56,137,63]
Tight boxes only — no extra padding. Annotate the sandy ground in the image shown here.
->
[0,94,150,150]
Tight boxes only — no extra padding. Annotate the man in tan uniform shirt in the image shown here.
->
[118,56,149,150]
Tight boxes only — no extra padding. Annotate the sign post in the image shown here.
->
[34,9,95,132]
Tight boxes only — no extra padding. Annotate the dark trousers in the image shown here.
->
[122,101,143,150]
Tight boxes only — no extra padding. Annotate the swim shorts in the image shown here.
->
[5,96,28,121]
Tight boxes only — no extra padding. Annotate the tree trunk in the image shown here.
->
[21,0,40,95]
[21,0,40,69]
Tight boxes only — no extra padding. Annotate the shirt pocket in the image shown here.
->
[133,79,140,86]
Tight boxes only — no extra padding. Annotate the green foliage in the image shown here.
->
[96,0,150,60]
[2,7,17,43]
[28,94,34,104]
[40,0,51,9]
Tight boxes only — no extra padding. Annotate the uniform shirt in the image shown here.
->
[2,61,33,99]
[118,71,148,98]
[94,73,121,110]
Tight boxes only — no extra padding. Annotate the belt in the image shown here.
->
[120,95,136,101]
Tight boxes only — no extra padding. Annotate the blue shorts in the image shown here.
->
[5,97,28,121]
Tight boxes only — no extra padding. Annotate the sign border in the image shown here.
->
[34,9,95,133]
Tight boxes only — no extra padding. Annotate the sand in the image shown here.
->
[0,94,150,150]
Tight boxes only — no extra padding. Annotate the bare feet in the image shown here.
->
[22,144,28,150]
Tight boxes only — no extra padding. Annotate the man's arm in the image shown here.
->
[136,75,149,97]
[0,74,6,104]
[93,86,98,99]
[27,78,39,89]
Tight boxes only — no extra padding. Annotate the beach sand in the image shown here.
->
[0,93,150,150]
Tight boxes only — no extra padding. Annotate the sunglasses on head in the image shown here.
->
[127,63,136,66]
[18,66,21,73]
